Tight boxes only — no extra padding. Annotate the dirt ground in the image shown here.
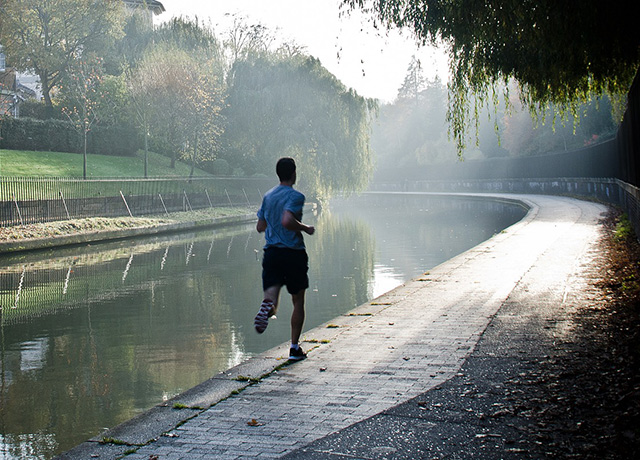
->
[513,209,640,458]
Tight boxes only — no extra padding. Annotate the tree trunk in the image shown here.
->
[83,130,88,180]
[144,132,149,178]
[39,73,54,119]
[189,131,199,180]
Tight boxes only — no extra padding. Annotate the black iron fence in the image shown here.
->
[372,177,620,202]
[0,176,274,227]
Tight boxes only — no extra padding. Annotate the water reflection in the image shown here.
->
[1,226,261,459]
[0,193,526,459]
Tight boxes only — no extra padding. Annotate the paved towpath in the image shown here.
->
[58,193,609,459]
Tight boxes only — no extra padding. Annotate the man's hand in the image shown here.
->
[257,219,267,233]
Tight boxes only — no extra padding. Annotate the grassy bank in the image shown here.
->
[0,149,210,177]
[0,207,256,242]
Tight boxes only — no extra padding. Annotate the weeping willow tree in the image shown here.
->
[223,54,376,202]
[341,0,640,155]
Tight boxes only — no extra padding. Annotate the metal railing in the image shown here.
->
[0,176,273,227]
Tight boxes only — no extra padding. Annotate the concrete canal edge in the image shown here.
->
[56,344,302,459]
[56,288,430,459]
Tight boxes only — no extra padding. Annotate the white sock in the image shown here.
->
[291,343,299,350]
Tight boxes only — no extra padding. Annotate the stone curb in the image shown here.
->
[55,346,290,459]
[55,304,402,459]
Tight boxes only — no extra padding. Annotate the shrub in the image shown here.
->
[18,101,64,120]
[89,124,139,157]
[204,158,231,175]
[0,117,139,156]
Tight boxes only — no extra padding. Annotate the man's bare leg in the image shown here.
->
[263,285,281,315]
[290,290,306,345]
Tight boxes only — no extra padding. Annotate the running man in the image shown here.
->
[254,157,315,361]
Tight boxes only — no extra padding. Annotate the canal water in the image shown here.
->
[0,193,527,459]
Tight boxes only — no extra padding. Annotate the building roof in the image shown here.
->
[123,0,165,15]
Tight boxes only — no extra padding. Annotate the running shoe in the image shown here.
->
[254,300,274,333]
[289,346,307,361]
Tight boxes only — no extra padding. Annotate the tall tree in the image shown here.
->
[109,10,155,74]
[0,0,124,116]
[59,57,104,179]
[133,44,225,172]
[126,66,154,177]
[223,14,275,65]
[342,0,638,154]
[127,17,225,174]
[372,77,459,181]
[396,55,425,104]
[223,55,375,201]
[180,61,225,179]
[154,16,222,62]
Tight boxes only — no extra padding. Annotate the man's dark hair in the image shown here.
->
[276,157,296,182]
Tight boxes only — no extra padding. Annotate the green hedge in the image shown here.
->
[0,116,140,156]
[88,123,140,156]
[19,100,65,120]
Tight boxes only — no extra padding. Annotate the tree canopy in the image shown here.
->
[222,55,375,202]
[1,10,375,199]
[0,0,124,111]
[342,0,639,153]
[372,58,618,182]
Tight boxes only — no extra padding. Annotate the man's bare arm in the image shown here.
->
[282,210,315,235]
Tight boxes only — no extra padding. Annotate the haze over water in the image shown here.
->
[0,193,526,459]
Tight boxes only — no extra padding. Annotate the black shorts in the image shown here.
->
[262,247,309,294]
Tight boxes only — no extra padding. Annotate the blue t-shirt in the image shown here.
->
[257,185,306,250]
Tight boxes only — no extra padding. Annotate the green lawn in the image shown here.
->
[0,149,211,177]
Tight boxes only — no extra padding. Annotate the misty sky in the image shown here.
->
[158,0,449,103]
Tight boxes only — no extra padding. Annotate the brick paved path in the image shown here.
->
[59,194,608,460]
